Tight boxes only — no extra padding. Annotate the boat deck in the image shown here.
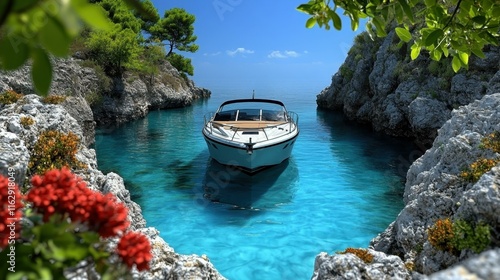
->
[212,121,287,129]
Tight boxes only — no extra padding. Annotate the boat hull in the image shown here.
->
[202,130,298,173]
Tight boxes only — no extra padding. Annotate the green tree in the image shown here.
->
[85,26,143,76]
[166,52,194,78]
[149,8,199,56]
[297,0,500,72]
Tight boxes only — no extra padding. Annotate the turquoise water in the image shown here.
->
[94,87,418,279]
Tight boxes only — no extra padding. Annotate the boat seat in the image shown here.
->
[212,121,287,129]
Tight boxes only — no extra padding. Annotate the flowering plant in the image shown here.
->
[0,168,152,279]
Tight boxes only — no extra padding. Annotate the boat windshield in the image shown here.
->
[214,102,287,122]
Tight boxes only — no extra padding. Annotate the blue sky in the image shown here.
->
[151,0,363,93]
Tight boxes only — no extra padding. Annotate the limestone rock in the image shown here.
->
[0,95,225,280]
[316,29,500,144]
[311,250,411,280]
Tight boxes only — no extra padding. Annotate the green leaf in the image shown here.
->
[0,36,30,70]
[410,44,421,60]
[471,48,485,59]
[297,4,313,13]
[32,49,53,95]
[372,17,387,37]
[39,17,70,57]
[350,13,359,31]
[458,51,469,65]
[395,27,412,42]
[329,10,342,30]
[70,0,112,31]
[452,55,461,72]
[429,49,442,61]
[397,0,414,23]
[471,15,486,25]
[441,45,449,57]
[306,17,317,28]
[394,3,404,23]
[424,28,444,46]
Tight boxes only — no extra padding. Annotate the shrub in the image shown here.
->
[0,168,152,279]
[338,248,374,263]
[28,130,86,175]
[0,89,23,105]
[460,158,500,183]
[42,95,67,104]
[427,218,455,252]
[453,220,491,254]
[460,131,500,183]
[428,218,491,254]
[480,131,500,153]
[20,116,35,127]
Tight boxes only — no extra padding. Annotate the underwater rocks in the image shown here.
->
[312,93,500,279]
[0,95,225,279]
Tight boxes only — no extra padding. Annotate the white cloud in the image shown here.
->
[226,47,255,56]
[267,50,304,59]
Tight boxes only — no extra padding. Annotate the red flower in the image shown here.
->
[117,231,152,271]
[26,168,129,238]
[88,193,129,238]
[0,175,24,248]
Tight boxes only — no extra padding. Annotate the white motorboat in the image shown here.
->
[202,98,299,173]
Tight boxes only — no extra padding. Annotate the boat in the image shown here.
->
[202,98,299,173]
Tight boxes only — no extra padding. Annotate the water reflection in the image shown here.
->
[202,158,299,210]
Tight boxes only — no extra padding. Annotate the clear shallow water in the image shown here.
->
[94,87,417,279]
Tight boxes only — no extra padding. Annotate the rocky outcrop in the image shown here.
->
[0,58,211,127]
[311,93,500,279]
[317,31,500,144]
[0,95,225,279]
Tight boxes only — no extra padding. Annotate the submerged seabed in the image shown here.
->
[95,88,418,279]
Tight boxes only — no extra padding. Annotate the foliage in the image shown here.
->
[85,25,143,76]
[0,89,23,105]
[428,218,491,254]
[0,0,157,95]
[480,131,500,153]
[149,7,198,56]
[20,116,35,128]
[167,52,194,78]
[42,95,67,104]
[28,130,86,175]
[0,168,152,279]
[0,0,112,95]
[427,217,455,252]
[297,0,500,72]
[460,131,500,183]
[139,42,168,84]
[460,158,500,183]
[452,219,491,254]
[338,248,374,263]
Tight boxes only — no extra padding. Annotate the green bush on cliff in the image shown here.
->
[460,131,500,183]
[428,218,491,254]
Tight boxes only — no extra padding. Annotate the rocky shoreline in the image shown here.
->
[312,93,500,279]
[0,59,226,279]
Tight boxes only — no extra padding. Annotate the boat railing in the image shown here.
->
[204,111,298,143]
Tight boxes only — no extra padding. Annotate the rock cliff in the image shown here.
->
[0,58,211,143]
[312,93,500,279]
[317,30,500,145]
[0,95,225,279]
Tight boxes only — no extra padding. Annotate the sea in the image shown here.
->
[94,84,420,280]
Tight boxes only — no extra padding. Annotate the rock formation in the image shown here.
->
[312,93,500,279]
[0,58,211,129]
[317,30,500,145]
[0,94,224,279]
